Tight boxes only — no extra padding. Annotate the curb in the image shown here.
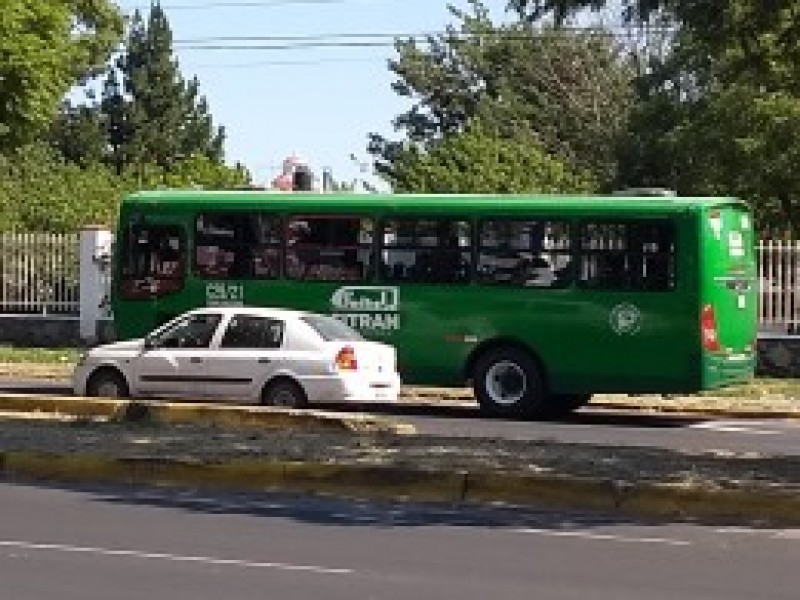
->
[0,394,414,435]
[3,451,800,526]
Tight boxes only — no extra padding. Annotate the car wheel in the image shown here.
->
[261,379,307,409]
[545,393,592,418]
[86,368,130,399]
[473,347,547,419]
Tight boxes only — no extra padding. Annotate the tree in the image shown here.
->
[370,0,634,191]
[511,1,800,231]
[382,120,595,194]
[121,3,226,171]
[0,0,123,151]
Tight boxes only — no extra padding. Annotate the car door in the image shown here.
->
[134,312,223,398]
[204,314,286,401]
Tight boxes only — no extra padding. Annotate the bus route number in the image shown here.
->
[205,283,244,307]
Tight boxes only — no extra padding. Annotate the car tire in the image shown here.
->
[545,393,592,418]
[472,347,547,419]
[261,378,307,409]
[86,368,130,399]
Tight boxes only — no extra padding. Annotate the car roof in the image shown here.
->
[186,306,314,320]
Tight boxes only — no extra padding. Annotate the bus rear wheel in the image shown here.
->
[473,347,547,419]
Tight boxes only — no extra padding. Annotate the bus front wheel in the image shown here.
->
[473,348,546,419]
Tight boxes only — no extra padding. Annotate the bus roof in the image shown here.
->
[121,190,747,217]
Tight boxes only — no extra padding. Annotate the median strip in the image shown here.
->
[0,394,414,434]
[4,450,800,526]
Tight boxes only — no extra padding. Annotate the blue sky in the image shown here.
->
[114,0,513,189]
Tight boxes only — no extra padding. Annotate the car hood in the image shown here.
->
[88,338,144,357]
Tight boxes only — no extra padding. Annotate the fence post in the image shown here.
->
[79,226,113,345]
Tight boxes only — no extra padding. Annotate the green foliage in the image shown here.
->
[49,2,227,175]
[371,0,634,191]
[384,121,595,194]
[509,1,800,231]
[120,4,225,169]
[0,145,251,232]
[0,144,126,231]
[0,0,123,151]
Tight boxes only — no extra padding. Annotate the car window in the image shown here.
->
[151,313,221,349]
[301,314,364,341]
[220,315,285,349]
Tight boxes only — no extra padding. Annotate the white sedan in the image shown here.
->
[73,307,401,407]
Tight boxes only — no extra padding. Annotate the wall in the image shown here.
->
[0,316,114,348]
[757,335,800,378]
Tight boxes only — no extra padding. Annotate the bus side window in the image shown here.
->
[120,225,185,299]
[381,219,471,284]
[579,221,675,291]
[195,212,281,279]
[286,216,373,281]
[477,219,572,288]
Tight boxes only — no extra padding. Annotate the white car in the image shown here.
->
[73,307,401,407]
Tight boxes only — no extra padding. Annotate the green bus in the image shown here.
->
[112,190,757,418]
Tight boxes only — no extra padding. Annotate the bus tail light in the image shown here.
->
[335,346,358,371]
[701,304,721,352]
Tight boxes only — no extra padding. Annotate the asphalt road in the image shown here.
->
[1,481,798,600]
[3,379,800,456]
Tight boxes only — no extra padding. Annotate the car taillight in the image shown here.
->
[335,346,358,370]
[701,304,721,352]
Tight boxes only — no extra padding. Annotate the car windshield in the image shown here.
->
[302,314,364,342]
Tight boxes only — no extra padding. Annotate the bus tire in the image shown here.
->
[472,347,546,419]
[546,393,592,418]
[86,368,130,399]
[261,378,307,409]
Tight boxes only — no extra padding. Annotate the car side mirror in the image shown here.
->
[143,337,156,351]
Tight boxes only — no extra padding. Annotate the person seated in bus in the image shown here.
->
[156,237,182,277]
[515,254,555,287]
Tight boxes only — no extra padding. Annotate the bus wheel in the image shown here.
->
[473,348,546,419]
[546,393,592,418]
[261,378,307,409]
[86,368,130,399]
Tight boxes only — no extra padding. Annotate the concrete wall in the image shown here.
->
[757,335,800,378]
[0,316,114,348]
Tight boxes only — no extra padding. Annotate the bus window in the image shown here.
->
[579,220,675,291]
[195,213,282,279]
[380,219,471,284]
[478,219,573,288]
[120,224,185,298]
[286,216,373,281]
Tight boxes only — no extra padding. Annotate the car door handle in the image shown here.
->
[189,357,203,364]
[258,358,271,364]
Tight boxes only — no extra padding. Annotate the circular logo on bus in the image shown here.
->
[610,303,642,335]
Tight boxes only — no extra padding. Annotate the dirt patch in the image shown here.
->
[1,418,799,495]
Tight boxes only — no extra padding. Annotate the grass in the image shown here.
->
[0,346,79,364]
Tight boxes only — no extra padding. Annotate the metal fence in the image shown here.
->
[0,232,80,314]
[1,232,799,332]
[758,240,800,333]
